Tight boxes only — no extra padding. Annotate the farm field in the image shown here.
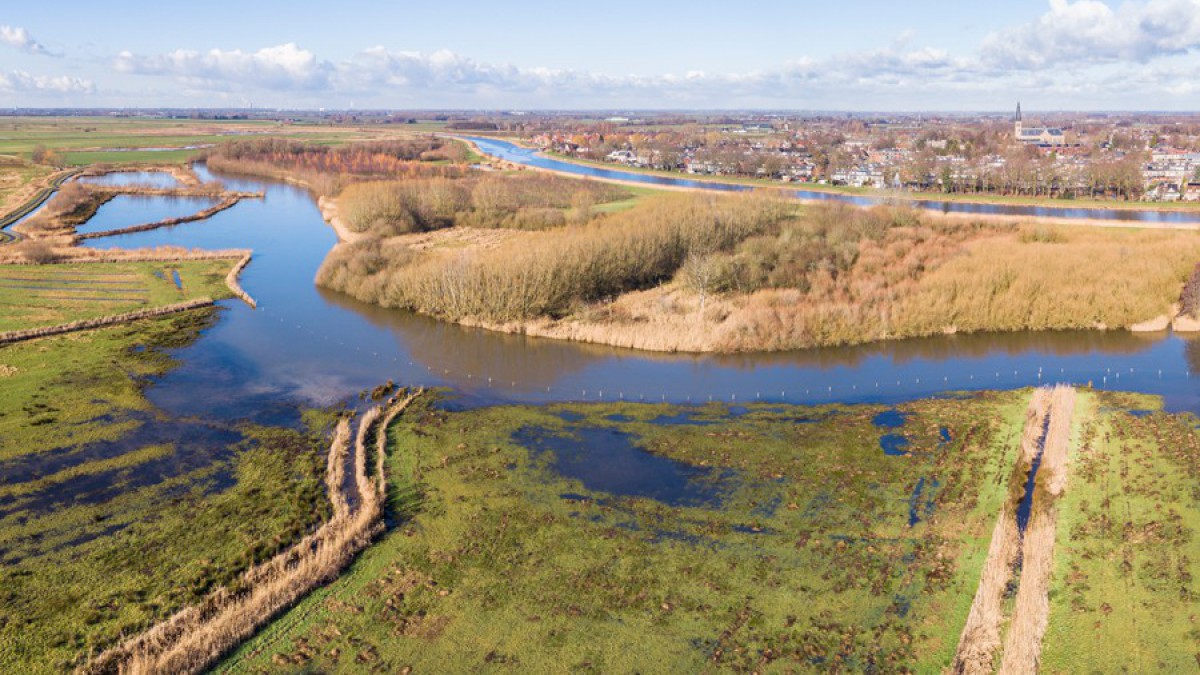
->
[0,259,236,332]
[0,117,372,165]
[225,392,1030,672]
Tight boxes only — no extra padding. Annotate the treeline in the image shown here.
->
[317,192,790,322]
[205,138,466,195]
[337,173,630,235]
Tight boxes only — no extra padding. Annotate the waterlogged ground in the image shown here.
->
[0,310,334,673]
[226,392,1031,673]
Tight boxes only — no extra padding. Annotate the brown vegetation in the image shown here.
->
[222,252,256,308]
[81,391,422,675]
[953,388,1051,674]
[319,180,1200,352]
[953,386,1078,675]
[997,386,1076,675]
[205,138,465,196]
[16,182,114,238]
[318,191,789,323]
[336,173,628,236]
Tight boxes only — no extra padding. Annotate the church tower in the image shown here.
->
[1014,102,1023,137]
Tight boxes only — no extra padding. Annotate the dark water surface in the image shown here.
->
[466,136,1200,224]
[74,167,1200,422]
[513,425,730,507]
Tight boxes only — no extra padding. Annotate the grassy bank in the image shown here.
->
[0,259,235,332]
[225,392,1029,672]
[1040,392,1200,671]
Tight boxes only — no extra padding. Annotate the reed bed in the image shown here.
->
[222,252,256,308]
[319,192,788,322]
[80,391,421,675]
[0,246,251,265]
[353,406,383,515]
[952,388,1052,674]
[337,173,629,236]
[0,298,213,345]
[324,420,351,521]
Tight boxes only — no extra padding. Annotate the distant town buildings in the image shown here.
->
[524,105,1200,202]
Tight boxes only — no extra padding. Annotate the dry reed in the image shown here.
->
[223,253,256,308]
[80,391,421,675]
[997,386,1076,675]
[952,388,1052,674]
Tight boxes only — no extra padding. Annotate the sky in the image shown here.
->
[4,0,1200,111]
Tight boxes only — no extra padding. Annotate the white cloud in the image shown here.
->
[114,43,331,91]
[0,25,56,56]
[982,0,1200,68]
[0,70,93,94]
[107,20,1200,110]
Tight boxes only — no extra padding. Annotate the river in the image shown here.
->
[62,165,1200,422]
[465,136,1200,224]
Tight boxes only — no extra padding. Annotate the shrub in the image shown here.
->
[320,191,789,322]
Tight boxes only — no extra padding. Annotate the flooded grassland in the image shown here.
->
[227,392,1030,672]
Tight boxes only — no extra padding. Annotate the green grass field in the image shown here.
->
[224,392,1029,673]
[0,259,236,333]
[0,117,365,166]
[0,308,336,673]
[1040,391,1200,672]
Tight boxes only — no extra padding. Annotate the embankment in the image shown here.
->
[952,385,1078,674]
[0,299,215,346]
[80,390,421,675]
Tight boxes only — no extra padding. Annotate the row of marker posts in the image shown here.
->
[255,305,1189,404]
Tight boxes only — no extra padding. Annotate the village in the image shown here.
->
[524,106,1200,202]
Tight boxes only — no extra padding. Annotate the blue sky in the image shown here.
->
[3,0,1200,110]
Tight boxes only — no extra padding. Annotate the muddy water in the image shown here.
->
[75,167,1200,422]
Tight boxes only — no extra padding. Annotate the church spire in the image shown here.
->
[1015,102,1022,122]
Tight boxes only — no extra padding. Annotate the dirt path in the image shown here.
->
[998,386,1076,674]
[952,386,1077,674]
[953,388,1051,674]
